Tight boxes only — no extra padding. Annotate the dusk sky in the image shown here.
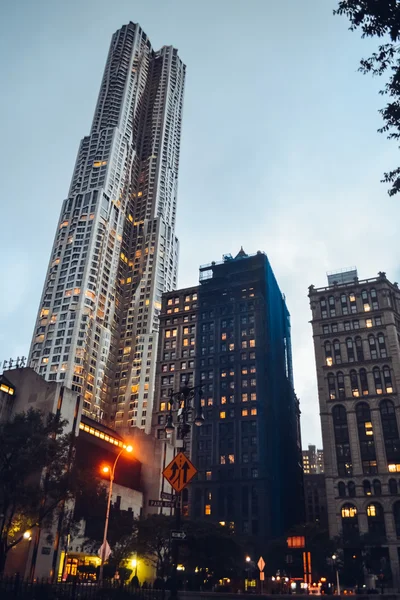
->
[1,0,399,446]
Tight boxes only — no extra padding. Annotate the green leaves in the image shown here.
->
[334,1,400,195]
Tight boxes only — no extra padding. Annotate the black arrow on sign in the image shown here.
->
[170,461,179,484]
[182,461,190,484]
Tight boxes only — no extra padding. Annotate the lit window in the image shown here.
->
[388,464,400,472]
[228,454,235,464]
[367,505,376,517]
[242,393,248,402]
[365,422,373,436]
[250,393,257,401]
[341,506,357,518]
[366,319,373,328]
[249,340,255,347]
[206,471,212,480]
[229,343,235,351]
[221,396,227,404]
[251,408,257,415]
[326,357,333,366]
[220,411,226,419]
[205,504,211,515]
[160,402,166,411]
[220,455,226,464]
[242,409,249,416]
[221,333,227,340]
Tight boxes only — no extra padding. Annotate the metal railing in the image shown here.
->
[0,576,165,600]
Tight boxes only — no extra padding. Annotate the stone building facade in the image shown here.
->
[309,270,400,586]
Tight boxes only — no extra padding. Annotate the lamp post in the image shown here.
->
[98,444,133,584]
[332,554,341,596]
[164,382,205,600]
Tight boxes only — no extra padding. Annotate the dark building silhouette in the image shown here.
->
[153,249,304,543]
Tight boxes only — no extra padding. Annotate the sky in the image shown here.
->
[0,0,399,447]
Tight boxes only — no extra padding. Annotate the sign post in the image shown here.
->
[258,556,265,594]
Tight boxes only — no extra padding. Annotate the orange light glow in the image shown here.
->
[102,466,110,474]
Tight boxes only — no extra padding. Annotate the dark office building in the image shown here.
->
[152,249,303,544]
[304,474,328,529]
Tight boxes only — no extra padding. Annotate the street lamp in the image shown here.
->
[98,444,133,584]
[164,382,205,440]
[331,554,341,596]
[164,382,205,600]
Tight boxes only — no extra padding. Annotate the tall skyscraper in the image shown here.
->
[309,269,400,587]
[152,249,304,540]
[28,23,185,432]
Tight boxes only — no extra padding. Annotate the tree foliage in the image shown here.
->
[334,1,400,195]
[0,409,73,573]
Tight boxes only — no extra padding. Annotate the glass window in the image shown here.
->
[394,501,400,537]
[367,502,385,537]
[373,367,383,394]
[380,399,400,464]
[329,295,336,317]
[325,341,333,366]
[338,481,346,497]
[332,405,353,476]
[356,402,377,472]
[348,481,356,497]
[355,336,364,361]
[320,297,327,319]
[341,503,358,541]
[383,366,393,393]
[333,340,341,364]
[337,371,345,399]
[328,373,336,400]
[341,294,349,315]
[360,368,369,396]
[389,478,398,495]
[346,338,355,362]
[350,370,360,397]
[363,480,372,496]
[368,335,378,360]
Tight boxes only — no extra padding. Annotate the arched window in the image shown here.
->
[348,481,356,498]
[367,502,385,537]
[380,399,400,464]
[333,405,353,476]
[362,289,371,312]
[389,479,398,495]
[373,479,382,496]
[373,367,383,395]
[337,371,345,399]
[346,338,355,362]
[355,336,364,361]
[333,340,342,364]
[325,341,332,366]
[394,502,400,537]
[349,292,357,314]
[350,370,360,397]
[356,402,377,474]
[341,503,359,541]
[360,368,369,396]
[370,288,379,310]
[377,333,387,358]
[368,335,378,360]
[329,295,336,317]
[338,482,346,498]
[383,366,393,394]
[363,480,372,496]
[320,297,327,319]
[328,373,336,400]
[341,294,349,315]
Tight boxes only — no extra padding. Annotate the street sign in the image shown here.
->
[148,499,176,508]
[161,491,173,500]
[163,452,197,493]
[260,572,265,581]
[171,531,186,540]
[258,557,265,572]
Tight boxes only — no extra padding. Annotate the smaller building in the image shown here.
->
[302,445,324,474]
[0,367,172,581]
[303,474,328,529]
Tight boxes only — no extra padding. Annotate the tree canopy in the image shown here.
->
[0,409,73,573]
[334,1,400,195]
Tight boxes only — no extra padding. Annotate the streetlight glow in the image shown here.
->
[23,531,31,539]
[332,554,337,560]
[131,558,137,568]
[102,466,110,474]
[245,556,251,563]
[126,445,133,453]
